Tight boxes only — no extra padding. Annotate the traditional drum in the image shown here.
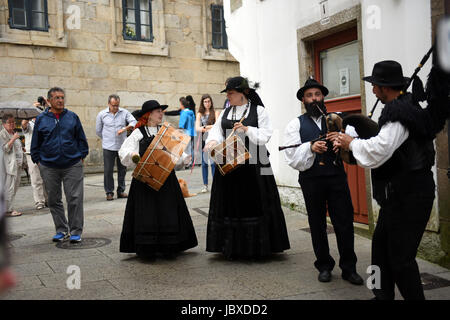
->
[132,122,190,191]
[209,134,251,175]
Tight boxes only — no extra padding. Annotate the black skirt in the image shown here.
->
[120,170,198,256]
[206,163,290,259]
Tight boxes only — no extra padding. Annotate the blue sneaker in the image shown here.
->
[70,235,82,243]
[52,232,68,242]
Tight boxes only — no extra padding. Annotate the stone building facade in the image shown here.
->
[0,0,239,169]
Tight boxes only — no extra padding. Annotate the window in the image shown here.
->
[122,0,153,42]
[211,4,227,49]
[8,0,48,31]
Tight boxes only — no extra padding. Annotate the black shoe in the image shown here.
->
[318,270,332,282]
[342,272,364,285]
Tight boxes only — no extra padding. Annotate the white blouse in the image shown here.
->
[118,126,158,168]
[349,121,409,168]
[283,115,357,172]
[205,104,273,146]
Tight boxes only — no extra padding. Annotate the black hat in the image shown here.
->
[363,60,409,87]
[133,100,168,119]
[220,76,250,93]
[296,78,329,101]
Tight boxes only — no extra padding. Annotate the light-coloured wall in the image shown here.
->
[0,0,239,168]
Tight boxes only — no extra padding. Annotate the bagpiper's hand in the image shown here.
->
[326,131,340,143]
[336,133,353,151]
[311,140,327,154]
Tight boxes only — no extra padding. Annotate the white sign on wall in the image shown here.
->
[339,68,349,95]
[320,0,330,25]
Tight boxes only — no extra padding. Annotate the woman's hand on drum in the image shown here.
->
[233,122,248,133]
[203,140,218,153]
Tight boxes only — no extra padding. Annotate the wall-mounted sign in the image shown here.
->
[320,0,330,25]
[339,68,349,95]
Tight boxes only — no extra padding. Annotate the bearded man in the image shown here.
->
[283,78,363,285]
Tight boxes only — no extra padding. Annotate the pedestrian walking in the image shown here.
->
[31,87,89,243]
[96,94,136,201]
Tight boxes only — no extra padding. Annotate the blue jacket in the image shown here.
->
[31,108,89,169]
[179,109,196,137]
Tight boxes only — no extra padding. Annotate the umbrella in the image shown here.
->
[0,100,43,120]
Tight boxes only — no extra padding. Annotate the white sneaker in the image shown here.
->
[36,203,45,210]
[201,185,208,193]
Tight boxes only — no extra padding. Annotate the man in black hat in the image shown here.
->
[336,60,436,300]
[283,78,363,285]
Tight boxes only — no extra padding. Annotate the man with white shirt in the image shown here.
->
[283,78,363,285]
[22,100,48,210]
[96,94,137,201]
[336,61,436,300]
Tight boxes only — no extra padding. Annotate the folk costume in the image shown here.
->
[350,61,437,300]
[283,79,360,283]
[205,77,290,259]
[118,100,198,257]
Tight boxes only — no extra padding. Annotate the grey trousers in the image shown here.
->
[103,149,126,195]
[39,161,84,236]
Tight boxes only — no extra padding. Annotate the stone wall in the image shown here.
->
[0,0,239,168]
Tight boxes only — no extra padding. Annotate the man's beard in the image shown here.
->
[305,100,327,118]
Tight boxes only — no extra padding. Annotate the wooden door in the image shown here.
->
[313,27,368,224]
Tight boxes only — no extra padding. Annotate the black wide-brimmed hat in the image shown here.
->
[296,78,329,101]
[133,100,168,119]
[220,76,250,93]
[363,60,409,87]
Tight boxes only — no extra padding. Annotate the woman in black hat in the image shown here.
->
[118,100,198,259]
[203,76,290,260]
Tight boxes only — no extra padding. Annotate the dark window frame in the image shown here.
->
[211,4,228,49]
[122,0,154,42]
[8,0,49,32]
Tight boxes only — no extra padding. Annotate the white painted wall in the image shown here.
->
[223,0,433,189]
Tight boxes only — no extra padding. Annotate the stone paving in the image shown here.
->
[1,167,449,300]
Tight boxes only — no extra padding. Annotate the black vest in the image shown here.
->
[221,103,270,166]
[371,94,435,201]
[298,114,345,181]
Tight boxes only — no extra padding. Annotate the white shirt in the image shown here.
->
[283,114,357,172]
[205,104,273,146]
[349,121,409,168]
[23,119,35,154]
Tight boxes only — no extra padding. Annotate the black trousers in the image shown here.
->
[299,174,357,275]
[372,169,435,300]
[103,149,126,195]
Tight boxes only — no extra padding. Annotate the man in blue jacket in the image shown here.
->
[31,87,89,243]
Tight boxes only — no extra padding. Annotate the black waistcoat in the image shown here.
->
[298,114,345,180]
[221,103,270,166]
[371,94,435,201]
[138,126,155,156]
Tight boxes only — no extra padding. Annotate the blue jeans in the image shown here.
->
[201,151,215,185]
